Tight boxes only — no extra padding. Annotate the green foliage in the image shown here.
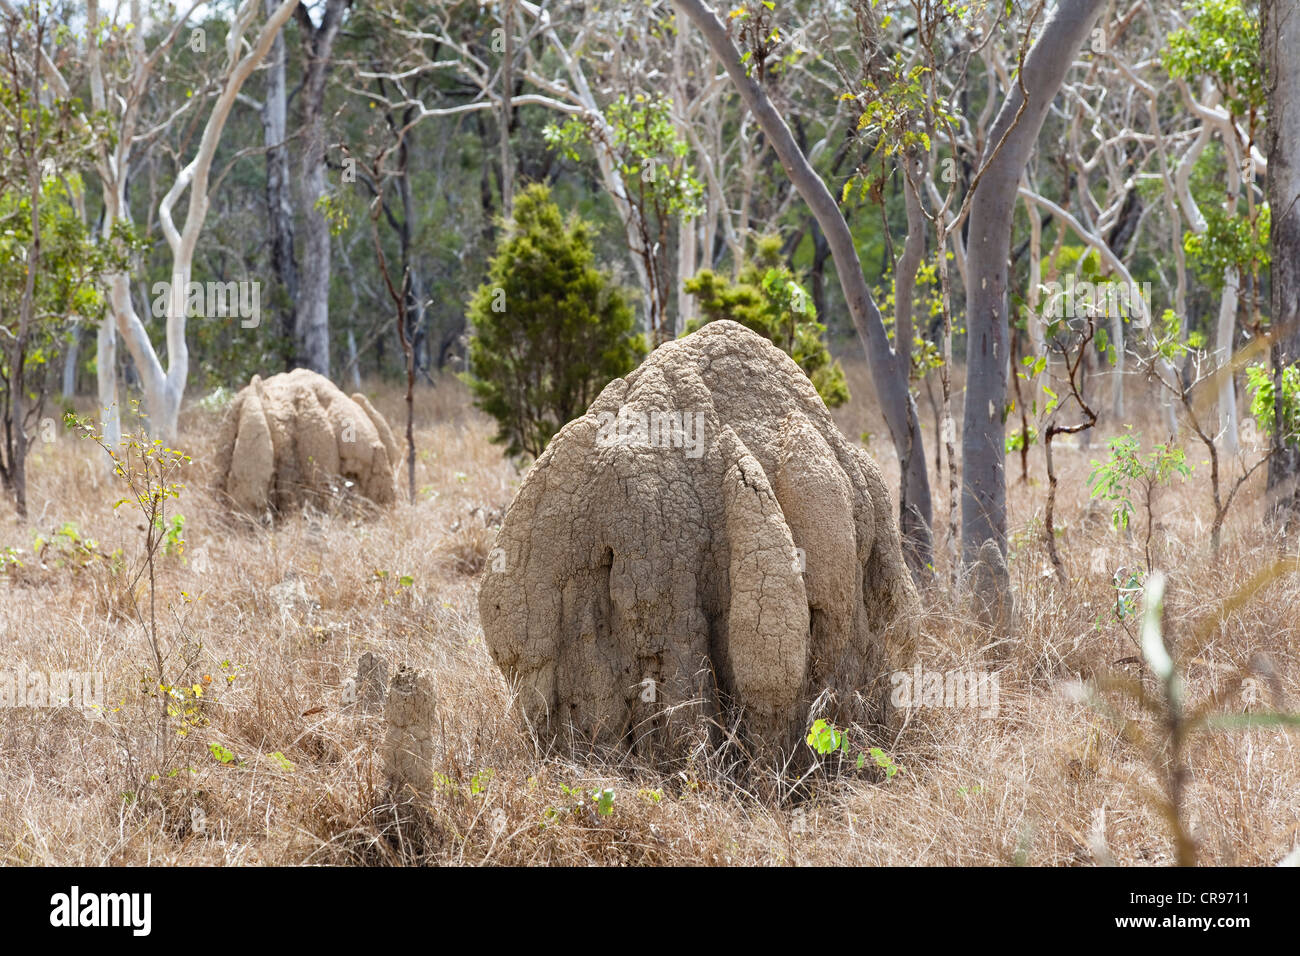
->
[0,174,113,492]
[268,751,294,772]
[1087,433,1192,534]
[545,784,616,824]
[0,33,116,504]
[544,93,704,228]
[876,257,946,381]
[592,786,616,817]
[156,513,185,559]
[842,39,955,202]
[1163,0,1263,117]
[1032,247,1126,368]
[1016,352,1060,421]
[313,192,351,236]
[684,235,849,408]
[1166,7,1268,301]
[726,1,802,80]
[1183,202,1270,291]
[469,768,495,796]
[867,747,902,778]
[852,57,935,156]
[463,184,645,459]
[0,175,109,324]
[806,718,846,755]
[545,93,704,344]
[1245,362,1300,445]
[32,521,120,572]
[606,94,704,219]
[208,742,237,765]
[1111,567,1146,622]
[806,718,905,777]
[1153,308,1207,364]
[1005,425,1038,454]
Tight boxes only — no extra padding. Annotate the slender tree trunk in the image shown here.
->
[893,152,935,575]
[96,316,119,447]
[673,0,934,575]
[294,0,350,376]
[262,0,298,369]
[8,37,44,519]
[808,216,830,322]
[1025,185,1045,397]
[1264,0,1300,517]
[1216,151,1243,456]
[395,141,432,385]
[961,0,1107,562]
[297,103,332,375]
[676,214,697,336]
[499,0,515,217]
[673,23,696,336]
[894,151,925,375]
[370,212,416,503]
[346,327,362,390]
[62,323,80,399]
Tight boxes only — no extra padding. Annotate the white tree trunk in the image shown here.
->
[1176,82,1242,453]
[61,322,79,399]
[294,0,349,376]
[95,318,120,448]
[1215,270,1241,455]
[1024,184,1047,411]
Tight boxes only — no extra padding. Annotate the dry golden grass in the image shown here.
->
[0,361,1296,866]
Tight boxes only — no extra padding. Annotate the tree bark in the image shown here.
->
[294,0,351,377]
[961,0,1107,562]
[262,0,298,369]
[9,48,42,519]
[1264,0,1300,517]
[500,0,515,217]
[672,22,697,335]
[61,323,80,399]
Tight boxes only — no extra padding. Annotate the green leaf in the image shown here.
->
[268,751,294,771]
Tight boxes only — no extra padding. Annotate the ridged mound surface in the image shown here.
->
[479,320,918,765]
[215,368,400,514]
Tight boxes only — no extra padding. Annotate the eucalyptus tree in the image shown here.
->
[28,0,298,443]
[959,0,1107,562]
[0,1,110,516]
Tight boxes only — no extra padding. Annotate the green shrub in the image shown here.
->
[683,235,849,408]
[1245,362,1300,446]
[464,184,645,459]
